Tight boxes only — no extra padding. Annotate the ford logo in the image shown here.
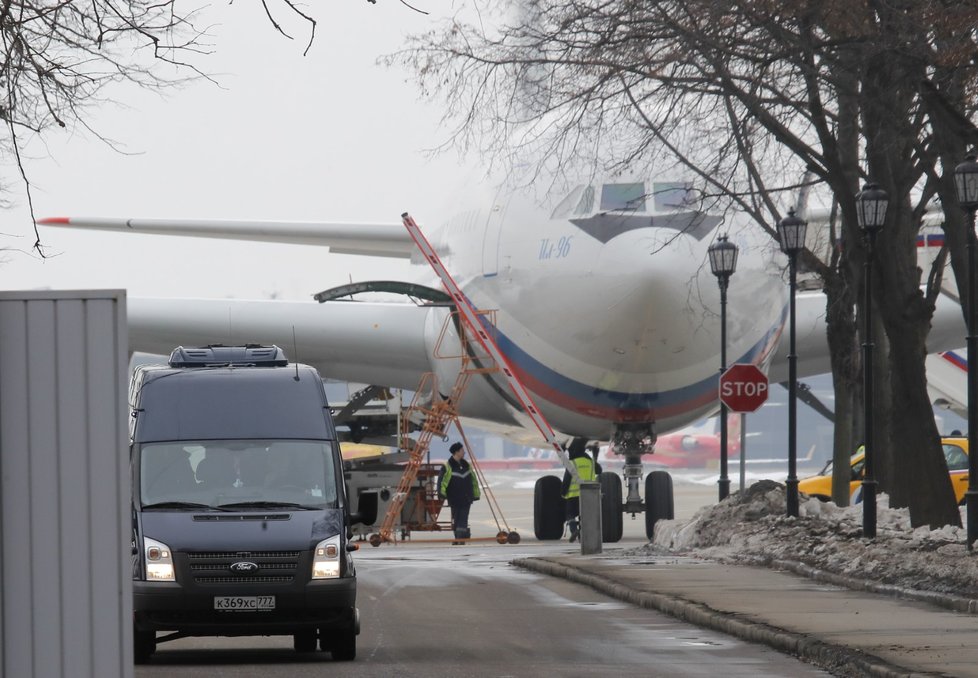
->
[229,561,259,573]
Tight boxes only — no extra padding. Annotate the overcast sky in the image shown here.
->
[2,2,477,301]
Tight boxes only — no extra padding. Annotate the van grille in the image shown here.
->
[188,551,301,560]
[185,550,302,586]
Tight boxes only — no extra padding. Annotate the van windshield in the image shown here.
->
[139,439,339,509]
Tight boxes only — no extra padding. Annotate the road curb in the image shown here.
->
[763,557,978,614]
[512,556,937,678]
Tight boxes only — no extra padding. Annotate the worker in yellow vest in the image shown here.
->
[560,438,597,543]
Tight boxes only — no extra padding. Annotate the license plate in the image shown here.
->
[213,595,275,611]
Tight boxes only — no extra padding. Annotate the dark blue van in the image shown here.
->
[130,345,360,663]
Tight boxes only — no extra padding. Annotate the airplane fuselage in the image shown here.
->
[422,179,788,444]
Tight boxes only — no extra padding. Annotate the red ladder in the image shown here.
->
[401,213,577,479]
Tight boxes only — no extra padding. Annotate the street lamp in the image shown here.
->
[953,154,978,550]
[855,181,888,539]
[709,234,739,501]
[777,208,808,518]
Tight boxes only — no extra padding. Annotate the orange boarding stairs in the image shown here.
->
[369,313,515,546]
[367,212,580,546]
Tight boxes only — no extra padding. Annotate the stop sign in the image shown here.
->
[719,363,769,413]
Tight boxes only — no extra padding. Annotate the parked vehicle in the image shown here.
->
[130,345,364,663]
[799,436,970,504]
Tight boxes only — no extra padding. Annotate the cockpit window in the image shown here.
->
[550,185,586,219]
[600,183,646,211]
[653,182,694,211]
[576,185,595,215]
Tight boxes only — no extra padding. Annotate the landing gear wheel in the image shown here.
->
[330,630,357,661]
[496,530,509,544]
[645,470,675,540]
[294,630,317,653]
[533,475,565,540]
[368,533,382,547]
[599,472,624,543]
[133,630,156,664]
[507,531,521,544]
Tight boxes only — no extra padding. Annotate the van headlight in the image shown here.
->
[312,535,341,579]
[144,536,175,582]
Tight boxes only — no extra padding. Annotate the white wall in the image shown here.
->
[0,290,131,678]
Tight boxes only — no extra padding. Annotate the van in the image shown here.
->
[129,345,363,663]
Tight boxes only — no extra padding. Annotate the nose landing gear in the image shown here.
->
[531,424,677,542]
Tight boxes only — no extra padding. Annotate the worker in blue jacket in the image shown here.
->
[438,441,480,544]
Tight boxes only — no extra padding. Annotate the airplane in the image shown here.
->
[36,177,968,540]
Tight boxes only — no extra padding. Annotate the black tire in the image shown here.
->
[330,630,357,661]
[645,471,674,540]
[294,630,318,653]
[599,472,623,543]
[133,630,156,664]
[533,475,565,540]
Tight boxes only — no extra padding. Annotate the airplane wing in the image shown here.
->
[128,297,433,390]
[769,286,967,384]
[37,217,414,258]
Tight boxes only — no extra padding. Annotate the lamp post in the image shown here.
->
[953,154,978,550]
[777,208,808,518]
[709,234,739,501]
[855,182,888,539]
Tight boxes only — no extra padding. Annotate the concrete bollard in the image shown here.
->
[579,481,602,554]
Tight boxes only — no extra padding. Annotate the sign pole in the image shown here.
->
[738,413,746,492]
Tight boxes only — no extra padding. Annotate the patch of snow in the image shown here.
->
[635,480,978,600]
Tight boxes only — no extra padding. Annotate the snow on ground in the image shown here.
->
[637,480,978,600]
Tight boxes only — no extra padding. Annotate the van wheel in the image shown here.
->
[133,630,156,664]
[331,630,357,661]
[294,630,318,653]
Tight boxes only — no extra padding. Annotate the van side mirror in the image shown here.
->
[349,491,378,527]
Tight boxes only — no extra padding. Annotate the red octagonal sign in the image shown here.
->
[719,363,769,413]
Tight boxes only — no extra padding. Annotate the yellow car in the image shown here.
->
[798,436,970,504]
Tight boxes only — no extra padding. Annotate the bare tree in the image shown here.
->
[392,0,978,527]
[1,0,316,253]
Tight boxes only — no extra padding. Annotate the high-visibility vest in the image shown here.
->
[563,456,596,499]
[439,458,480,501]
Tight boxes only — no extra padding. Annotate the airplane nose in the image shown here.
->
[570,231,717,374]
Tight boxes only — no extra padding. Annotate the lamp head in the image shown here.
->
[953,154,978,212]
[708,235,738,278]
[777,208,808,255]
[855,182,888,234]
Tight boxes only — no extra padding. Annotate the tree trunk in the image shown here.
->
[872,202,959,526]
[884,325,959,527]
[822,264,859,506]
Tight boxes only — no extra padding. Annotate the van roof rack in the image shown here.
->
[168,344,289,368]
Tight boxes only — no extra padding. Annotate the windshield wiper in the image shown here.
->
[141,501,228,511]
[216,501,320,510]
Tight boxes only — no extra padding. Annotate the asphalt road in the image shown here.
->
[135,543,831,677]
[135,471,833,677]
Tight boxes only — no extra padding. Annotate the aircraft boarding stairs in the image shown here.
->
[367,319,521,547]
[917,228,969,421]
[805,219,970,423]
[364,213,585,546]
[927,349,968,421]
